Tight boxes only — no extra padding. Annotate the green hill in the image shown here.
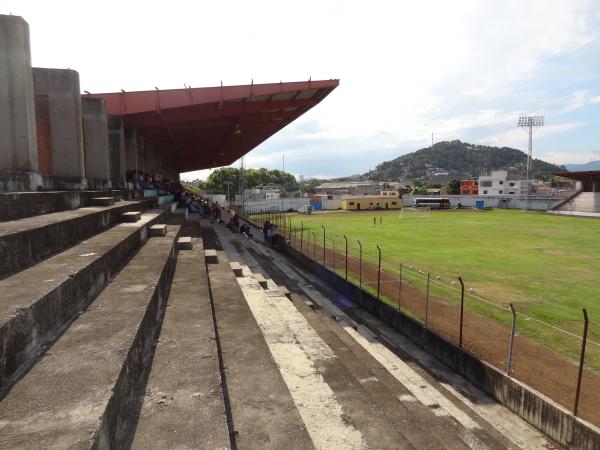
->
[364,140,564,181]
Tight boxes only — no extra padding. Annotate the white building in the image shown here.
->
[238,185,281,202]
[478,170,525,196]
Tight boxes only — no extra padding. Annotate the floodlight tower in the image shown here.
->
[517,115,544,210]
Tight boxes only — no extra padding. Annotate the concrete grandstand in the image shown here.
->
[1,13,599,450]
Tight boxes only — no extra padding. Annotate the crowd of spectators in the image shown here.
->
[126,169,279,245]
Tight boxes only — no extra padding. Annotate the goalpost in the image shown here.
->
[399,207,431,219]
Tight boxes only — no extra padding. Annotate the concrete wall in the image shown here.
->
[33,68,85,180]
[402,194,562,211]
[82,97,110,185]
[279,242,600,450]
[0,15,38,172]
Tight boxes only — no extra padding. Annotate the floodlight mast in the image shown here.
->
[517,115,544,210]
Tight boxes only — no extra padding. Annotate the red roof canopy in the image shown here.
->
[85,79,339,172]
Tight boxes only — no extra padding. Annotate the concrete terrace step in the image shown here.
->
[286,286,477,450]
[131,221,230,450]
[234,264,399,449]
[200,224,313,449]
[246,239,546,450]
[0,226,180,449]
[224,234,488,449]
[0,208,168,395]
[0,198,156,279]
[122,211,142,222]
[90,196,115,206]
[0,189,130,222]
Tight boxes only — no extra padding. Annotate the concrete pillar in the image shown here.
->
[33,68,85,180]
[0,15,38,172]
[124,127,137,172]
[82,97,110,185]
[108,116,126,186]
[137,135,145,173]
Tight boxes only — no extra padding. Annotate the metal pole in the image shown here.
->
[425,273,430,328]
[398,263,402,310]
[293,226,297,247]
[506,303,517,375]
[333,238,336,273]
[574,308,589,416]
[376,245,381,299]
[343,235,348,281]
[300,221,304,253]
[459,277,465,348]
[322,225,326,267]
[358,240,362,289]
[312,232,317,260]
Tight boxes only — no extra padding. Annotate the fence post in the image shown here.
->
[300,221,304,253]
[376,245,382,299]
[358,240,363,289]
[293,226,297,247]
[289,218,293,240]
[574,308,589,416]
[312,232,317,260]
[332,238,336,273]
[343,235,348,281]
[458,277,465,348]
[506,303,517,375]
[425,273,430,328]
[398,263,402,311]
[322,225,326,267]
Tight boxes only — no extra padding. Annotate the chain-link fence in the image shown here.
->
[245,209,600,427]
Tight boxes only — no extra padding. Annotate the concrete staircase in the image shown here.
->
[550,191,600,217]
[0,195,185,448]
[0,196,561,449]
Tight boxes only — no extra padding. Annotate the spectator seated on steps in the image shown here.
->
[240,223,253,239]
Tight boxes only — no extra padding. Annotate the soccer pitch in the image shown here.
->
[286,209,600,341]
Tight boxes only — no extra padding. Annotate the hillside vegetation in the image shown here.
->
[365,140,564,181]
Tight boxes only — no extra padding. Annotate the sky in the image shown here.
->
[4,0,600,181]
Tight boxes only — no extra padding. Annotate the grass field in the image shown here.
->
[280,209,600,349]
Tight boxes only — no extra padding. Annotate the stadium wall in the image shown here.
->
[240,198,307,212]
[280,241,600,450]
[402,194,562,210]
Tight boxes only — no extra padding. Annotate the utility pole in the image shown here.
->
[239,156,245,213]
[517,116,545,210]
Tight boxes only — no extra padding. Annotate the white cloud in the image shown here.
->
[3,0,600,178]
[538,150,600,165]
[481,122,586,148]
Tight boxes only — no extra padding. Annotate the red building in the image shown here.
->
[460,180,478,195]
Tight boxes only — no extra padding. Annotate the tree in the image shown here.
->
[201,167,299,199]
[443,179,461,195]
[409,181,431,195]
[205,167,240,199]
